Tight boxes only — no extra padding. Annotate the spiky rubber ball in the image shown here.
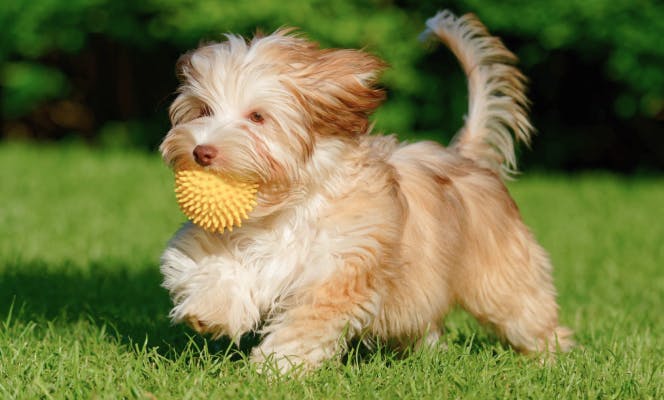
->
[174,167,258,233]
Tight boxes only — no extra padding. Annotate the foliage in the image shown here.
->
[0,1,663,169]
[1,62,69,118]
[458,0,664,118]
[0,0,421,130]
[1,143,663,398]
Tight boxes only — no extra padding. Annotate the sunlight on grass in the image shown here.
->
[0,143,662,399]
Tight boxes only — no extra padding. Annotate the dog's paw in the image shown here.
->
[185,314,208,333]
[249,350,307,376]
[249,337,333,376]
[170,290,261,340]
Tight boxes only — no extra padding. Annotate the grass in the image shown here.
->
[0,142,662,399]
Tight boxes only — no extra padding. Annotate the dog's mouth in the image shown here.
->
[172,158,262,190]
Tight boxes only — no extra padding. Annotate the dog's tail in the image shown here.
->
[422,11,533,179]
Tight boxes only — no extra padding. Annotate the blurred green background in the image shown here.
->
[1,0,662,172]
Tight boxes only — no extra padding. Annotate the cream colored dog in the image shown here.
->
[159,10,573,372]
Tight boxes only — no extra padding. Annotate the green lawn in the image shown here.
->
[1,143,662,399]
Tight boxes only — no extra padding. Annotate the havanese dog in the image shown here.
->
[159,10,573,372]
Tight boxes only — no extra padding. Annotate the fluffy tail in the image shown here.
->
[422,11,534,179]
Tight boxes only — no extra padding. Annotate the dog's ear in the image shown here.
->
[288,48,387,137]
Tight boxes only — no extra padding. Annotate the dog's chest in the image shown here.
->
[225,212,339,311]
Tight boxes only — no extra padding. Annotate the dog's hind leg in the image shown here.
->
[457,227,574,354]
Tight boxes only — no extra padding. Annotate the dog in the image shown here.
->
[159,10,573,372]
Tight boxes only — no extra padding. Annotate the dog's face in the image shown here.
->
[160,31,385,192]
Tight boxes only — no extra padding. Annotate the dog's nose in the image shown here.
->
[193,145,218,166]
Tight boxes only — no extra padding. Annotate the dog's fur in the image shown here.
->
[159,11,573,372]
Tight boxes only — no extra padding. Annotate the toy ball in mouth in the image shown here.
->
[174,167,258,233]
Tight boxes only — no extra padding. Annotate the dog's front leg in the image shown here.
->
[160,225,261,340]
[251,262,381,374]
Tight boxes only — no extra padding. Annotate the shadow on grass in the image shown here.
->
[340,329,504,368]
[1,261,503,366]
[0,260,264,360]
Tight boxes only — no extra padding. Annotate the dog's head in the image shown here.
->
[160,30,385,197]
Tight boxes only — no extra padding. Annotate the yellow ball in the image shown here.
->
[174,167,258,233]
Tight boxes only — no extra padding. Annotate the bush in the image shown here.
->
[1,0,662,170]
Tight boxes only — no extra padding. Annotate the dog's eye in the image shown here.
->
[248,111,264,124]
[197,105,212,118]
